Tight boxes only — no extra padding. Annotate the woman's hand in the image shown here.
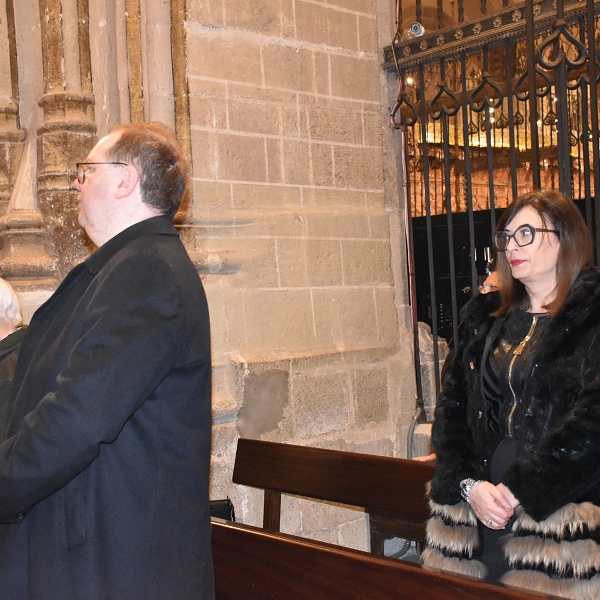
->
[497,483,520,509]
[468,481,514,529]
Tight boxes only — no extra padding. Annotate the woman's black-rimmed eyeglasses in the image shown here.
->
[494,224,559,252]
[75,162,128,185]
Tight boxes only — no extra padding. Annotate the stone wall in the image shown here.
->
[0,0,417,550]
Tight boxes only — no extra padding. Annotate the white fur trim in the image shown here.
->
[428,498,478,527]
[421,547,486,579]
[504,536,600,578]
[512,502,600,538]
[501,570,600,600]
[426,516,480,557]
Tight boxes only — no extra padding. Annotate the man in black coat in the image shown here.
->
[0,123,215,599]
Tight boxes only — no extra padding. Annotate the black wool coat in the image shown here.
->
[424,269,600,598]
[0,216,215,600]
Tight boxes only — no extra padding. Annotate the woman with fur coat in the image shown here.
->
[423,190,600,599]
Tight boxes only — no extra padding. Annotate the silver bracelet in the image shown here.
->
[460,478,484,503]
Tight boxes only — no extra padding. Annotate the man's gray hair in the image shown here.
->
[0,278,21,327]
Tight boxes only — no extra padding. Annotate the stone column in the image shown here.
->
[36,0,96,278]
[0,0,24,215]
[0,0,56,303]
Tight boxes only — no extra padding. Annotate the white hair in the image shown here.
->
[0,278,21,327]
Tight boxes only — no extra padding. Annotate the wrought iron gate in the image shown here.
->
[385,0,600,410]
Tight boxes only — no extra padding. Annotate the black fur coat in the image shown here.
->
[423,269,600,599]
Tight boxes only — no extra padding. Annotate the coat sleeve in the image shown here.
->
[429,310,487,506]
[0,253,188,522]
[503,329,600,521]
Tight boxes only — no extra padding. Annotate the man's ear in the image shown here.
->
[114,165,139,199]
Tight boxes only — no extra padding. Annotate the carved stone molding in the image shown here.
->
[36,91,96,277]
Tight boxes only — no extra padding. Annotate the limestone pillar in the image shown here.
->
[0,0,24,215]
[0,0,55,299]
[36,0,96,277]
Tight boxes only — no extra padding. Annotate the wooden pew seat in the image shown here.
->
[212,518,559,600]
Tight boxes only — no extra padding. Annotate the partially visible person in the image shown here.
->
[423,190,600,599]
[0,278,24,428]
[0,123,214,600]
[413,267,501,465]
[480,269,499,294]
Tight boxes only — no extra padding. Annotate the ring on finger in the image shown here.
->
[486,519,493,527]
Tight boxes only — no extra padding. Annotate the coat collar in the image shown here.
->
[84,215,178,275]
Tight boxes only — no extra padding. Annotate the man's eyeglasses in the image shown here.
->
[75,162,128,185]
[494,224,559,252]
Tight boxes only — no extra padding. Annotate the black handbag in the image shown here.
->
[209,497,235,521]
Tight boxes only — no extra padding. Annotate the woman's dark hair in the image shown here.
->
[105,122,188,217]
[494,189,593,316]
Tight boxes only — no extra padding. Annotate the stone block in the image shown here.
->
[339,515,369,551]
[353,369,390,425]
[190,129,219,180]
[329,54,379,102]
[308,102,363,144]
[363,108,383,147]
[295,1,358,50]
[263,44,314,93]
[187,0,224,27]
[293,371,350,437]
[412,423,433,458]
[229,209,307,238]
[186,26,262,85]
[188,78,227,130]
[366,191,385,208]
[326,0,376,14]
[314,52,330,96]
[204,287,232,365]
[281,0,295,38]
[280,494,302,534]
[374,288,401,345]
[231,183,301,210]
[209,455,236,500]
[358,15,378,53]
[238,369,289,438]
[204,237,279,287]
[218,133,267,182]
[299,497,362,531]
[341,240,393,286]
[191,180,232,223]
[223,0,281,35]
[303,187,366,208]
[211,423,239,457]
[301,527,340,545]
[228,96,281,136]
[277,238,343,287]
[240,289,317,355]
[310,143,333,186]
[306,211,370,239]
[266,137,283,183]
[283,139,310,185]
[368,212,391,239]
[282,105,303,138]
[353,437,394,456]
[312,288,378,348]
[333,144,383,189]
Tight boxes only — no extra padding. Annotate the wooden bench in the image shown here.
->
[212,518,558,600]
[232,438,435,552]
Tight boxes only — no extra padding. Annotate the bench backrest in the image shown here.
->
[212,519,556,600]
[232,438,434,539]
